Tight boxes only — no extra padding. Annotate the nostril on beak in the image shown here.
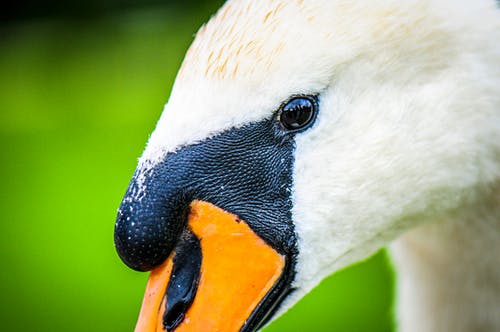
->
[163,228,202,330]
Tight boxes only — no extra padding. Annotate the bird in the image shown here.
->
[113,0,500,331]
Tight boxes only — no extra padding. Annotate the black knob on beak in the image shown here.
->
[114,119,298,273]
[114,168,190,272]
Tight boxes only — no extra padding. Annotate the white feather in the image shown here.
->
[138,0,500,330]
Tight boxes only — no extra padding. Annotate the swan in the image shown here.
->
[113,0,500,331]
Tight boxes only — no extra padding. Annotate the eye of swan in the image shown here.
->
[278,96,318,132]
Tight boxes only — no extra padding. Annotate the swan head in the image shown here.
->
[114,0,500,330]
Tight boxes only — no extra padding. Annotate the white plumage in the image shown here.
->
[137,1,500,331]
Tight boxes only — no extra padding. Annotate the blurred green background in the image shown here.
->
[0,1,394,331]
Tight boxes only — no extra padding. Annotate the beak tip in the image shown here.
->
[133,201,291,332]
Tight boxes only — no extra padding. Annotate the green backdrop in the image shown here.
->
[0,3,395,331]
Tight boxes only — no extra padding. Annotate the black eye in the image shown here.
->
[278,96,317,132]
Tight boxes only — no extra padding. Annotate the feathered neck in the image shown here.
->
[390,184,500,332]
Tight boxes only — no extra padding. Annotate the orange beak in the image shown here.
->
[134,200,287,332]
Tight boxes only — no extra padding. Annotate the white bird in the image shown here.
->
[114,1,500,331]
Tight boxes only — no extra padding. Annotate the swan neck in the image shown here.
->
[390,185,500,332]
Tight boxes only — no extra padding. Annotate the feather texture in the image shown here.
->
[137,1,500,330]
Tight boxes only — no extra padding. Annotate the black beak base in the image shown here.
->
[114,118,299,330]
